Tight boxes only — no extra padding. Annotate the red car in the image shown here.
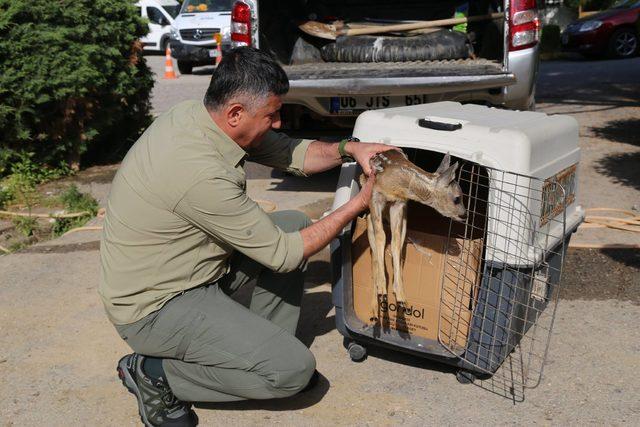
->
[561,0,640,58]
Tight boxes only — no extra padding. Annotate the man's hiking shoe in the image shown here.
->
[117,354,198,427]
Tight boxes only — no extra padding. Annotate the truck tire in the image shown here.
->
[177,60,193,75]
[321,30,473,63]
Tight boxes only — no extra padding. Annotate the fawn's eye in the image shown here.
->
[453,196,461,204]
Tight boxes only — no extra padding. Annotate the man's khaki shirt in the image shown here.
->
[99,100,312,325]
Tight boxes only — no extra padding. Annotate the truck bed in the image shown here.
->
[283,58,505,80]
[282,59,515,97]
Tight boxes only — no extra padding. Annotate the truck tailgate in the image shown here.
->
[283,59,515,96]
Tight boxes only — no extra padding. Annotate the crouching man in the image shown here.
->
[99,47,395,426]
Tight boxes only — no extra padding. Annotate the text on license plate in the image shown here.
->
[208,49,220,58]
[330,95,430,114]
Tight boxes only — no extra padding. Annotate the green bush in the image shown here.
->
[0,149,15,178]
[51,184,99,236]
[13,216,38,237]
[540,25,561,54]
[59,184,98,216]
[0,187,11,210]
[0,152,72,207]
[0,0,154,169]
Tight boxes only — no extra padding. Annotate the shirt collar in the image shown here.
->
[196,101,247,167]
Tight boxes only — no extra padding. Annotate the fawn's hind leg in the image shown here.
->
[366,213,380,320]
[367,192,387,320]
[389,200,408,304]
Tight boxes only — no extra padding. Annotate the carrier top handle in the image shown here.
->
[298,13,505,40]
[418,118,463,131]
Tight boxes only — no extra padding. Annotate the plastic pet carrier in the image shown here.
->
[330,102,584,388]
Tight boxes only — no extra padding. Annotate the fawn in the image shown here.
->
[360,150,467,321]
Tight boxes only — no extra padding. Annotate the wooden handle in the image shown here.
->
[342,13,505,37]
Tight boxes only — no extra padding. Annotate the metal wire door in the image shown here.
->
[437,162,569,389]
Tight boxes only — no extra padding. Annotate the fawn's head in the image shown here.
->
[420,153,467,222]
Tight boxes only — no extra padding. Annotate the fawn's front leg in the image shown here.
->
[389,200,408,304]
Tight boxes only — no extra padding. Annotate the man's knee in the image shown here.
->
[269,210,312,233]
[274,345,316,395]
[256,335,316,396]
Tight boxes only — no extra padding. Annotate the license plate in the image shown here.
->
[561,34,569,45]
[329,95,430,114]
[208,49,219,58]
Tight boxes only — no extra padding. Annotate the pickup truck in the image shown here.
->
[230,0,540,129]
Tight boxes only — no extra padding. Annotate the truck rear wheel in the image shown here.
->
[177,60,193,75]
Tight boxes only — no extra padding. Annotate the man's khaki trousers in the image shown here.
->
[115,210,316,402]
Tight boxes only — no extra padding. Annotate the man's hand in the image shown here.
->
[300,172,376,259]
[346,141,400,176]
[356,172,376,211]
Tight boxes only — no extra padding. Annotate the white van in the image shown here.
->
[168,0,233,74]
[136,0,181,52]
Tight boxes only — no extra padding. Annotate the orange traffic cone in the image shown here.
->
[164,45,177,79]
[214,33,223,66]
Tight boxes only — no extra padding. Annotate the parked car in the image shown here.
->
[229,0,540,130]
[169,0,233,74]
[136,0,181,52]
[561,0,640,58]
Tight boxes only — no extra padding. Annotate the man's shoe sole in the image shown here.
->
[117,355,155,427]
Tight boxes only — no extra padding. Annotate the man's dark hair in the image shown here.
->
[203,47,289,111]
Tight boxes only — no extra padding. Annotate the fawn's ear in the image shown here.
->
[437,162,459,186]
[436,153,451,174]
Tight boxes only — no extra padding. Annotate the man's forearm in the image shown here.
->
[300,197,364,258]
[302,140,345,175]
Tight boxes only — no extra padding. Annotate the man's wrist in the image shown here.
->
[338,137,359,162]
[344,140,356,157]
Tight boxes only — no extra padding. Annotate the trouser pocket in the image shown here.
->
[114,290,207,360]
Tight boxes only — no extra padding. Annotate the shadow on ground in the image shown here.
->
[537,58,640,114]
[595,151,640,191]
[537,82,639,114]
[591,118,640,146]
[297,291,335,348]
[562,248,640,303]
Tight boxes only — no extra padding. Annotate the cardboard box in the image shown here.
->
[351,211,483,352]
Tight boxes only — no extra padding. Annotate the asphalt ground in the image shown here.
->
[0,54,638,426]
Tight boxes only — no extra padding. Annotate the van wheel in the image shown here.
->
[160,36,169,53]
[608,28,638,59]
[177,60,193,74]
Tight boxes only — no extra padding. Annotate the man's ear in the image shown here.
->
[226,103,245,128]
